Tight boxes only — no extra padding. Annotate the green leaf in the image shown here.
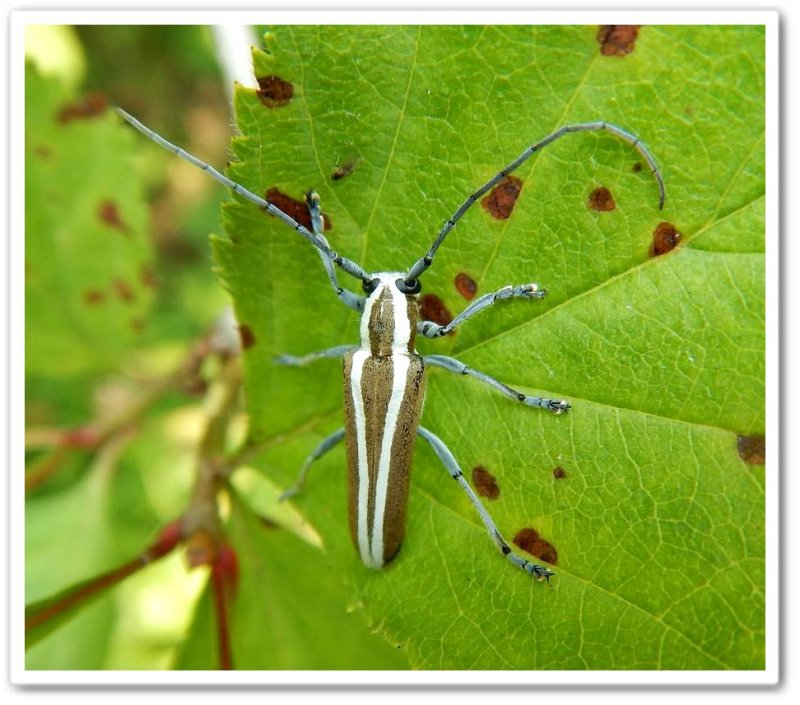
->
[213,26,765,669]
[25,432,161,668]
[25,62,154,377]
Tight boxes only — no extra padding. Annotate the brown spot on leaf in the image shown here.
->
[264,187,332,231]
[472,466,500,500]
[419,294,453,332]
[83,289,105,305]
[113,278,135,303]
[588,186,616,212]
[513,527,558,565]
[33,145,52,160]
[481,175,523,220]
[238,324,256,350]
[57,92,108,123]
[454,272,478,301]
[632,162,643,173]
[597,25,640,57]
[256,75,294,108]
[140,263,157,289]
[650,221,682,256]
[332,158,360,181]
[553,466,567,479]
[129,317,146,333]
[98,200,130,235]
[737,435,765,465]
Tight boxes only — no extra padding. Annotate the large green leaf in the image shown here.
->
[212,26,765,669]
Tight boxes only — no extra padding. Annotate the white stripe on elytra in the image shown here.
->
[352,274,414,567]
[350,349,372,566]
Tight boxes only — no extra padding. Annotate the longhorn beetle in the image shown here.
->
[116,107,665,580]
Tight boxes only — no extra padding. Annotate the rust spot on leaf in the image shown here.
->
[632,162,643,173]
[113,278,135,303]
[238,324,256,350]
[332,158,360,181]
[454,272,478,301]
[588,186,616,212]
[597,25,640,57]
[513,527,558,565]
[553,466,567,479]
[33,145,52,160]
[57,92,108,123]
[129,317,146,333]
[264,187,332,231]
[256,75,294,108]
[650,221,682,256]
[419,294,453,332]
[83,289,105,305]
[139,263,157,289]
[472,466,500,500]
[481,175,522,220]
[98,200,130,235]
[737,435,765,465]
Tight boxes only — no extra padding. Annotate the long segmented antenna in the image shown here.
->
[114,107,371,284]
[405,121,666,284]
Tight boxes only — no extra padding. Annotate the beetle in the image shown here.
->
[116,107,664,580]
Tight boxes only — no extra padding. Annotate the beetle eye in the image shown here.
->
[396,278,421,295]
[362,278,380,294]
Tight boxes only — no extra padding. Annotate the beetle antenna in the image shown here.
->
[404,121,666,284]
[114,107,371,284]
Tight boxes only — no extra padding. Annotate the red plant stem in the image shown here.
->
[26,520,182,633]
[211,567,233,670]
[26,557,143,631]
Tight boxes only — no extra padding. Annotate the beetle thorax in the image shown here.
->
[359,272,418,356]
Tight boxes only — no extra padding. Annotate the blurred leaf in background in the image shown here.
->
[24,25,405,671]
